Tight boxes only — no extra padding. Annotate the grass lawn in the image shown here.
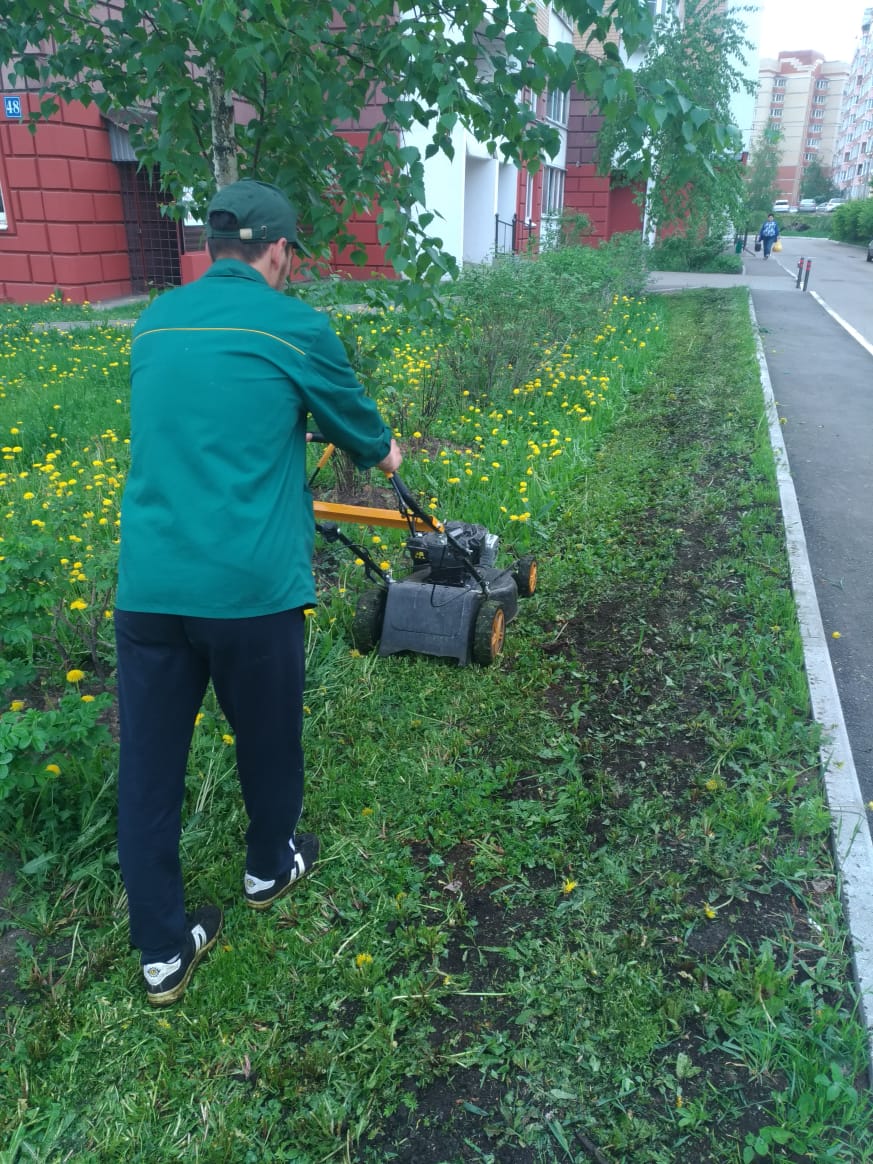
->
[1,285,871,1162]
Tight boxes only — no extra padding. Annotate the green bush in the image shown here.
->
[707,253,743,273]
[412,234,649,406]
[830,198,873,243]
[648,232,728,272]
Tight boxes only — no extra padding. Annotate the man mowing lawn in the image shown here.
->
[114,179,402,1005]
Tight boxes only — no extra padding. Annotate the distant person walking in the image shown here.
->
[757,212,780,260]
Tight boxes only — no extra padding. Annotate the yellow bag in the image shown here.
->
[773,239,782,252]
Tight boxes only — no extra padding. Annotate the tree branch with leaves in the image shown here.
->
[2,0,747,308]
[598,0,754,247]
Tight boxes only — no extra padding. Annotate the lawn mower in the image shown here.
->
[309,439,537,665]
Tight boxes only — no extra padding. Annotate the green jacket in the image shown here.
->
[116,260,391,617]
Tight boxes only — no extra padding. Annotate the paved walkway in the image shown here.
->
[647,258,873,1076]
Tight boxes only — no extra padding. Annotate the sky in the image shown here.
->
[756,0,867,63]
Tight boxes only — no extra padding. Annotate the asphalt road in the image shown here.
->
[746,239,873,811]
[770,233,873,333]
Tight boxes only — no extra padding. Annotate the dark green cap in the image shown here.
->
[206,179,300,246]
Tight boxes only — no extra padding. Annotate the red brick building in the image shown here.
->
[1,87,640,305]
[0,95,193,303]
[562,95,644,240]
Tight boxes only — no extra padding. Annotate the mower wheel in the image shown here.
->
[513,554,538,598]
[471,600,506,666]
[352,588,387,653]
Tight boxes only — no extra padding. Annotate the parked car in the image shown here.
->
[867,239,873,262]
[772,199,791,214]
[824,199,846,213]
[798,198,817,212]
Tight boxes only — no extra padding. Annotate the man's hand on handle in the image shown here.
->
[377,438,403,475]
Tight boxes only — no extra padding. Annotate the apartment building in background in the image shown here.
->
[832,7,873,199]
[751,51,849,204]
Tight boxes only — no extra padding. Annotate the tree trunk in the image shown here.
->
[207,62,238,189]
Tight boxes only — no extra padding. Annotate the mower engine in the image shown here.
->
[406,521,499,585]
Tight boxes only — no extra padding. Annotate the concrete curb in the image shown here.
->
[749,295,873,1082]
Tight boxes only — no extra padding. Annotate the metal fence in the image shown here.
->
[494,213,536,256]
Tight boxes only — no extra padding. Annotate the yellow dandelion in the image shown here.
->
[703,903,717,920]
[44,764,61,776]
[222,733,235,746]
[69,599,87,611]
[562,879,578,894]
[9,700,25,712]
[65,669,86,683]
[80,694,95,703]
[355,952,374,968]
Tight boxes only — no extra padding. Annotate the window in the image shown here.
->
[812,108,823,118]
[806,139,819,149]
[0,182,6,230]
[815,78,829,89]
[773,77,786,87]
[814,95,826,104]
[772,93,783,103]
[546,88,569,126]
[542,166,565,215]
[770,107,782,118]
[804,152,816,161]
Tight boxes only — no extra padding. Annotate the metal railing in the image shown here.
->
[494,213,536,256]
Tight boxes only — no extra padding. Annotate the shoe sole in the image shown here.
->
[146,925,222,1007]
